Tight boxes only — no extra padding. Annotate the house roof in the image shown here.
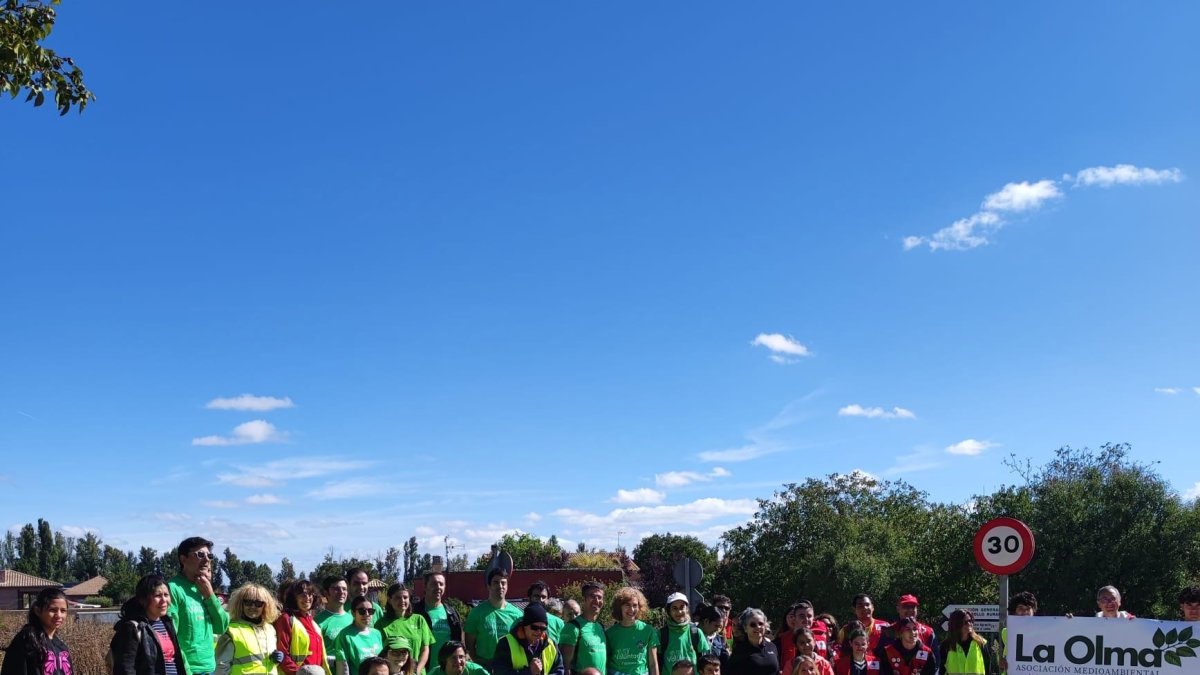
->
[366,579,388,589]
[65,575,108,596]
[0,569,62,588]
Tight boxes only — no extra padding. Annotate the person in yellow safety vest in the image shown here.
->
[999,592,1038,675]
[491,604,564,675]
[216,584,287,675]
[276,581,332,675]
[937,610,993,675]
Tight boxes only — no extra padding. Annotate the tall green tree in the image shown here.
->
[100,545,137,603]
[472,533,567,570]
[222,547,245,591]
[403,537,420,583]
[15,523,38,574]
[72,532,102,580]
[136,547,158,576]
[0,0,94,114]
[0,531,17,569]
[277,557,297,587]
[632,533,717,606]
[374,547,401,585]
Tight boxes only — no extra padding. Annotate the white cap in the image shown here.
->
[666,592,689,607]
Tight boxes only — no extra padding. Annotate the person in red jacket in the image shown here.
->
[881,596,937,659]
[793,603,829,661]
[790,628,833,675]
[837,597,888,654]
[833,629,878,675]
[276,580,328,675]
[877,619,934,675]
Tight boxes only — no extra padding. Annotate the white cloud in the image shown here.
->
[1183,482,1200,501]
[553,497,757,529]
[153,512,193,523]
[655,466,734,488]
[245,493,285,505]
[306,480,387,501]
[884,448,943,476]
[192,420,286,446]
[524,512,543,523]
[927,211,1004,251]
[205,394,295,412]
[982,180,1062,212]
[698,444,778,462]
[611,488,666,505]
[1195,387,1200,396]
[1155,387,1181,395]
[203,500,240,509]
[1070,164,1184,188]
[59,525,101,538]
[415,525,437,536]
[838,404,916,420]
[217,473,277,488]
[214,455,375,489]
[945,439,998,456]
[752,333,811,363]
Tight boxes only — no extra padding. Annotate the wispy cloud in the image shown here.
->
[15,410,37,421]
[945,439,998,456]
[523,512,542,525]
[214,455,374,489]
[655,467,731,488]
[1155,387,1182,395]
[698,444,780,462]
[751,333,811,364]
[611,488,666,505]
[905,164,1183,251]
[553,497,757,529]
[838,404,916,420]
[192,420,287,446]
[245,493,285,505]
[884,448,943,475]
[217,473,277,488]
[1068,164,1183,188]
[307,479,387,501]
[205,394,295,412]
[1195,388,1200,396]
[1183,482,1200,501]
[696,397,816,463]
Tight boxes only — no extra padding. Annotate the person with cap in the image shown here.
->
[882,597,936,658]
[383,636,415,675]
[658,593,710,675]
[877,619,934,675]
[528,583,565,644]
[465,570,524,668]
[492,603,564,675]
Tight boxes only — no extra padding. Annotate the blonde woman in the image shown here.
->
[605,587,659,675]
[217,584,286,675]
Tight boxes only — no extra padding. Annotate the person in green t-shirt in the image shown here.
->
[414,572,463,665]
[377,584,436,675]
[561,581,607,675]
[465,570,524,666]
[427,641,491,675]
[527,581,565,644]
[320,577,356,666]
[336,595,385,675]
[167,536,231,675]
[344,568,385,621]
[605,587,658,675]
[658,593,709,674]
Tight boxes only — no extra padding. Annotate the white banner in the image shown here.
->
[1008,617,1200,675]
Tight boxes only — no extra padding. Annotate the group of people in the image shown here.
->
[6,536,1200,675]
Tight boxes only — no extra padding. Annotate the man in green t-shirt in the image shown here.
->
[560,581,607,675]
[319,576,355,666]
[344,567,385,620]
[166,536,230,675]
[465,569,524,667]
[528,581,565,643]
[415,571,464,662]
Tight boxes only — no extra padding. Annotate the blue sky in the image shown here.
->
[2,2,1197,572]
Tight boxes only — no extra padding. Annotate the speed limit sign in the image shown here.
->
[973,517,1035,575]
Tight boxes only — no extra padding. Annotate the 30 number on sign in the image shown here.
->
[973,517,1035,575]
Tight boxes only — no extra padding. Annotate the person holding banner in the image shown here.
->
[936,611,991,675]
[1178,586,1200,621]
[998,592,1037,675]
[1094,586,1134,619]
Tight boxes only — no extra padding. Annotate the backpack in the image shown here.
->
[658,624,704,672]
[105,620,143,675]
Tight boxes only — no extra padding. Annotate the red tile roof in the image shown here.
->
[64,575,108,596]
[0,569,62,588]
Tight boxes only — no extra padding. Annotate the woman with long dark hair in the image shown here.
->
[275,580,330,675]
[110,574,188,675]
[376,584,433,675]
[1,587,73,675]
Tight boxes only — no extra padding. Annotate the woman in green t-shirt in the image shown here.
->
[335,595,384,675]
[376,585,435,675]
[605,588,659,675]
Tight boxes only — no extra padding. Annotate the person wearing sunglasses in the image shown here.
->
[335,596,385,675]
[276,580,329,675]
[169,537,231,675]
[215,583,285,675]
[492,603,564,675]
[936,611,991,675]
[727,609,777,675]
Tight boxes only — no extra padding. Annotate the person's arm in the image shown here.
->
[215,632,235,675]
[465,608,481,662]
[207,592,231,636]
[1,631,32,675]
[875,649,893,675]
[920,653,937,675]
[646,647,660,675]
[490,636,521,675]
[110,622,141,675]
[981,643,996,675]
[559,623,578,675]
[417,647,431,675]
[546,645,565,675]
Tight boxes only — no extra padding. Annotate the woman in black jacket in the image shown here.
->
[1,587,74,675]
[110,574,189,675]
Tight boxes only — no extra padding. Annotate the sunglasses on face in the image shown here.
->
[245,600,266,608]
[190,551,215,561]
[356,608,376,616]
[527,624,549,633]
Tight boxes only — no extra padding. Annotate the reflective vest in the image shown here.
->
[228,622,278,675]
[502,634,559,673]
[882,643,931,675]
[286,615,332,675]
[943,641,985,675]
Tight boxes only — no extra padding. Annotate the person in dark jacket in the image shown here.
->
[1,587,74,675]
[727,609,777,675]
[413,572,463,662]
[111,574,189,675]
[492,604,564,675]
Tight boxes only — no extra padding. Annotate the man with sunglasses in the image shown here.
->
[168,536,231,675]
[492,603,565,675]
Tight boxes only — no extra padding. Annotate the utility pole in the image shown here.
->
[616,529,627,551]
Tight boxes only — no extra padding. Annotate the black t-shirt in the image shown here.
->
[729,638,779,675]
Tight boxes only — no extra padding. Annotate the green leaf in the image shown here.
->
[1187,639,1200,648]
[1156,629,1167,648]
[1182,627,1195,642]
[1168,629,1179,645]
[1177,647,1196,658]
[1165,652,1182,667]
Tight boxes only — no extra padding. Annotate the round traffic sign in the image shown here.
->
[973,517,1035,575]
